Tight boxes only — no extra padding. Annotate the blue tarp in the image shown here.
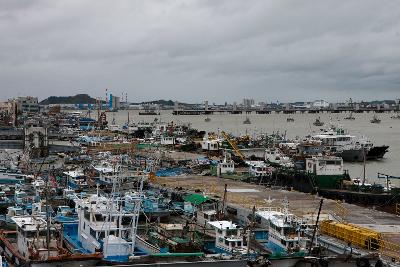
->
[155,167,192,177]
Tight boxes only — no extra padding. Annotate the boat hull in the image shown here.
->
[335,149,364,162]
[100,259,249,267]
[366,145,389,160]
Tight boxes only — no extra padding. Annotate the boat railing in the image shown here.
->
[257,206,284,213]
[136,235,160,254]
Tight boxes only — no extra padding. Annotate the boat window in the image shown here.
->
[226,229,237,236]
[283,227,295,236]
[84,210,90,220]
[24,231,37,238]
[90,227,96,238]
[237,241,242,247]
[95,214,104,221]
[225,240,229,246]
[231,241,236,247]
[16,209,24,215]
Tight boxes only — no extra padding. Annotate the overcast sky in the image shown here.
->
[1,0,400,103]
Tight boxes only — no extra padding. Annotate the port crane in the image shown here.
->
[220,131,245,161]
[377,172,400,191]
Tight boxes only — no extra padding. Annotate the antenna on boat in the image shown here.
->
[264,195,275,205]
[282,196,289,215]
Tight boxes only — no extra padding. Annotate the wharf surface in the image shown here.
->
[155,175,400,243]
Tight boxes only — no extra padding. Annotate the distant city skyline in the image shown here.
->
[1,1,400,102]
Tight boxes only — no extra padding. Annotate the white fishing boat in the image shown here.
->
[246,161,272,177]
[265,148,294,168]
[207,221,249,255]
[256,198,310,255]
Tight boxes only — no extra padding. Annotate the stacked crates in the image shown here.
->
[320,220,382,250]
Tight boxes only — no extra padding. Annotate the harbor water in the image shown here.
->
[104,110,400,187]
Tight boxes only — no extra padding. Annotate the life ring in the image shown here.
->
[308,162,312,168]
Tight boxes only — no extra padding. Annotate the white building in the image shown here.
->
[311,100,330,109]
[242,98,255,108]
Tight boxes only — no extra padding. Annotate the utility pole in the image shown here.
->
[220,184,228,219]
[362,146,366,186]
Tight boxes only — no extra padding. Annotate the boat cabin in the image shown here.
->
[247,161,271,177]
[306,156,343,176]
[256,207,307,254]
[64,170,87,189]
[207,221,248,255]
[11,216,59,260]
[197,209,217,227]
[201,138,221,151]
[217,160,235,176]
[160,136,176,145]
[75,194,139,260]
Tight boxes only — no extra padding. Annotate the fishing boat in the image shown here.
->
[63,169,88,189]
[0,206,26,229]
[243,117,251,124]
[312,117,324,126]
[206,221,250,255]
[370,114,381,124]
[255,198,310,256]
[0,216,102,267]
[305,156,346,189]
[247,161,272,177]
[286,116,294,122]
[265,148,294,168]
[310,125,389,161]
[63,192,147,263]
[205,116,211,122]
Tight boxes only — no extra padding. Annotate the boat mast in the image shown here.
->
[362,146,366,185]
[308,198,323,252]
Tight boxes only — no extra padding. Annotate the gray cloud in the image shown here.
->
[1,0,400,103]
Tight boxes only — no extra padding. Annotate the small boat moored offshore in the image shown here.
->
[313,117,324,126]
[370,114,381,124]
[286,116,294,122]
[243,117,251,124]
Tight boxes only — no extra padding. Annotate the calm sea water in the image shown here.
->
[101,110,400,187]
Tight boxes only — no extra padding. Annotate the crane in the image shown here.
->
[220,131,245,161]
